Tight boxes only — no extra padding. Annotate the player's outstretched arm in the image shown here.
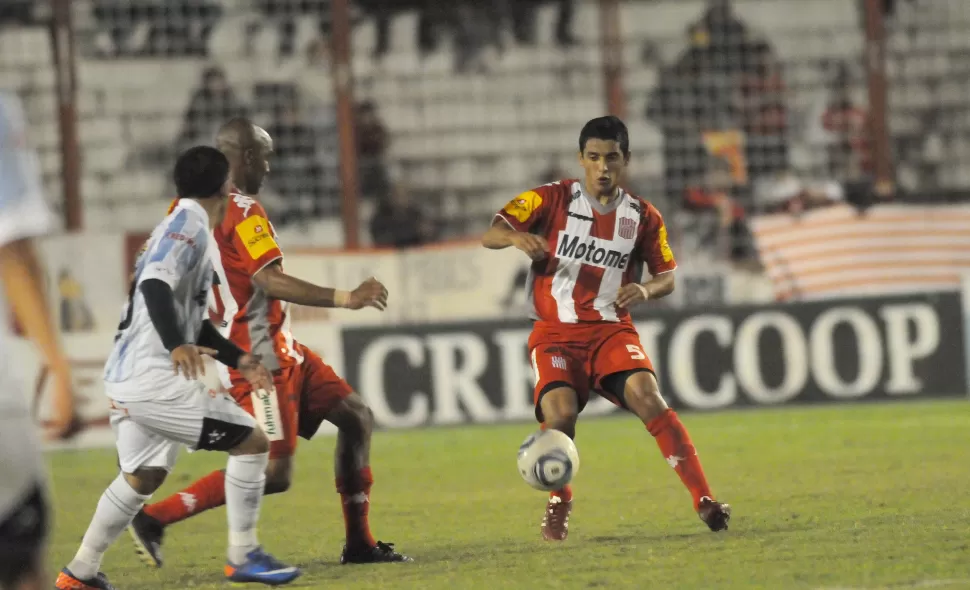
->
[0,237,78,439]
[482,220,549,260]
[252,262,388,311]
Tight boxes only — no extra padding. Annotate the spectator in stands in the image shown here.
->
[266,95,328,222]
[148,0,222,57]
[177,67,248,151]
[247,0,331,59]
[738,39,789,182]
[370,183,436,248]
[94,0,222,57]
[807,62,870,181]
[508,0,577,47]
[92,0,156,57]
[684,156,751,261]
[646,37,737,202]
[356,100,391,201]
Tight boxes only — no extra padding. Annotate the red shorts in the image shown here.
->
[231,343,353,459]
[528,321,654,422]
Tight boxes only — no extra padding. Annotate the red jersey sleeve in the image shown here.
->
[494,184,557,233]
[638,202,677,276]
[225,195,283,277]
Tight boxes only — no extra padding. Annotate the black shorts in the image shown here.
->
[0,483,48,588]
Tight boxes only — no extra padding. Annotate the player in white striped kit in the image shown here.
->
[0,91,78,590]
[55,147,300,589]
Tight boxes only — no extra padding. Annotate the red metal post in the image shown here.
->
[863,0,893,197]
[331,0,360,248]
[600,0,627,119]
[50,0,82,230]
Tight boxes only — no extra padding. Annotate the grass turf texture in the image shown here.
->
[49,400,970,590]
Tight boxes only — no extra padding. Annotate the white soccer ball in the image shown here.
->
[517,429,580,491]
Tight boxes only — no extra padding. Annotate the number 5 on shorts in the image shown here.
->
[626,344,646,360]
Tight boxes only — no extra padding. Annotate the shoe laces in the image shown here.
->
[250,547,287,569]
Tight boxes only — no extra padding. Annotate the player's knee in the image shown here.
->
[232,426,270,456]
[264,459,293,495]
[331,394,374,439]
[624,372,668,421]
[125,468,168,495]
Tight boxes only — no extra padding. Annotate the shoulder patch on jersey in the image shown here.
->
[657,223,674,263]
[236,214,277,260]
[503,190,543,223]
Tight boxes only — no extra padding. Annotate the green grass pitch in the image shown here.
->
[48,400,970,589]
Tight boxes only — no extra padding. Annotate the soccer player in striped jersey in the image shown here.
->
[129,118,410,567]
[483,116,731,541]
[55,147,300,589]
[0,90,77,590]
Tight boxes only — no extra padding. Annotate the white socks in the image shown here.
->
[68,474,151,580]
[225,452,269,564]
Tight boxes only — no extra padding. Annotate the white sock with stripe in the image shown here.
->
[68,474,151,580]
[225,452,269,564]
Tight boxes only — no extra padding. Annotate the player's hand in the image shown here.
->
[348,276,388,311]
[45,365,81,441]
[510,232,550,261]
[238,353,273,391]
[171,344,217,380]
[616,283,650,308]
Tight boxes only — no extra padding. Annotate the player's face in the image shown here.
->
[579,138,628,198]
[241,132,273,194]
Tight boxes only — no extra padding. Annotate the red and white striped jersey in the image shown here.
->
[494,179,676,324]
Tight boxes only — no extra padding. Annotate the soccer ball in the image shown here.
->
[517,429,580,491]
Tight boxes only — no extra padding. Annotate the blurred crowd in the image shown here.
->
[5,0,963,257]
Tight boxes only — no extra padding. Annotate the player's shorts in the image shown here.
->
[0,482,48,588]
[106,377,256,474]
[528,320,655,422]
[230,343,353,459]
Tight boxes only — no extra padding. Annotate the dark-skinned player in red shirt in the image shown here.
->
[128,118,411,566]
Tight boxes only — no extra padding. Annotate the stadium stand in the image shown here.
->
[1,0,968,251]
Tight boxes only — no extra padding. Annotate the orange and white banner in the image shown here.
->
[750,203,970,301]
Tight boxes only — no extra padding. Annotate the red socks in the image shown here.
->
[336,467,376,549]
[550,484,573,503]
[646,409,713,510]
[144,470,227,526]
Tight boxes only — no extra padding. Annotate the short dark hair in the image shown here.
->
[173,146,230,198]
[579,116,630,156]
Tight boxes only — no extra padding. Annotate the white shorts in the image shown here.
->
[107,380,256,474]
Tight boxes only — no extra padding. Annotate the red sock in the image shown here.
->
[336,467,376,549]
[646,409,713,510]
[550,484,573,503]
[144,470,227,526]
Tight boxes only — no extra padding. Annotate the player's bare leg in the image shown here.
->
[614,370,730,532]
[326,393,411,563]
[537,386,579,541]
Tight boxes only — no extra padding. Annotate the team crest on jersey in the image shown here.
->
[618,217,637,239]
